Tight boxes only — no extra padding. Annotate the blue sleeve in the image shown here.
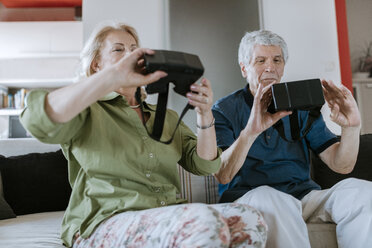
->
[212,107,236,151]
[303,111,339,154]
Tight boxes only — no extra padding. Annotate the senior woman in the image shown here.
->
[20,22,267,248]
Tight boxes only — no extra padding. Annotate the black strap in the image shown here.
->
[135,87,193,144]
[152,87,169,139]
[290,110,300,140]
[273,107,322,142]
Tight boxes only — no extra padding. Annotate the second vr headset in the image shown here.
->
[268,79,325,142]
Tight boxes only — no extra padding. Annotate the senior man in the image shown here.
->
[212,30,372,247]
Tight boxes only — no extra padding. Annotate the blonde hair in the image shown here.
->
[77,21,140,80]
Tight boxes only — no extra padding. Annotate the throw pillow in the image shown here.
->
[0,171,3,197]
[0,150,71,215]
[311,134,372,189]
[0,194,16,220]
[0,171,16,220]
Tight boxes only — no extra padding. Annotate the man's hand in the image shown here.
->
[245,82,291,137]
[322,80,361,128]
[319,80,361,174]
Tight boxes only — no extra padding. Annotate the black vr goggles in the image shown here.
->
[135,50,204,144]
[268,79,325,141]
[144,50,204,96]
[270,79,325,111]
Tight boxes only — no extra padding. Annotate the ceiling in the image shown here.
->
[0,0,82,21]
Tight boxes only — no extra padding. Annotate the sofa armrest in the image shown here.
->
[178,165,219,204]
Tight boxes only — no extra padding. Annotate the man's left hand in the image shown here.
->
[322,80,361,128]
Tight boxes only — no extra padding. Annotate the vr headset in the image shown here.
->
[135,50,204,144]
[270,79,325,111]
[269,79,325,142]
[144,50,204,96]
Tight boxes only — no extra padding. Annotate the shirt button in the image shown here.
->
[267,136,271,139]
[146,173,151,178]
[142,136,147,140]
[160,201,166,206]
[149,153,154,158]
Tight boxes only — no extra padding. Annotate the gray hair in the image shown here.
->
[238,30,288,66]
[77,21,140,80]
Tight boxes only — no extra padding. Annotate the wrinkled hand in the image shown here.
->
[246,82,291,137]
[186,78,213,116]
[112,48,167,89]
[322,80,361,128]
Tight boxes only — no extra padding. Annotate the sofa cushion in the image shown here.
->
[311,134,372,189]
[0,150,71,215]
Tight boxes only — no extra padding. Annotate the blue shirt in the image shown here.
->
[212,85,339,199]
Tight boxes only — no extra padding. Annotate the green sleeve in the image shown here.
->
[178,120,222,176]
[20,90,89,144]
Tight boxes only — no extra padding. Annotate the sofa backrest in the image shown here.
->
[311,133,372,189]
[4,134,368,211]
[0,138,60,157]
[0,138,218,214]
[0,138,60,200]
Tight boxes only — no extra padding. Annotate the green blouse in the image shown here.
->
[20,90,221,247]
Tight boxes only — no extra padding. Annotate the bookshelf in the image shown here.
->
[0,78,74,139]
[0,78,75,89]
[0,109,23,116]
[0,78,74,115]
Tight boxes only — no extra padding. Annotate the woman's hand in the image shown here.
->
[187,78,217,160]
[186,78,213,116]
[322,80,361,128]
[110,48,168,90]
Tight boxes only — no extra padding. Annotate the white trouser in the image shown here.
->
[235,178,372,248]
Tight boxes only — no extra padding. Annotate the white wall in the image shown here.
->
[82,0,167,49]
[168,0,259,130]
[0,21,82,81]
[346,0,372,73]
[259,0,341,134]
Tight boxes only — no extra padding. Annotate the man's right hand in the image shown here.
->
[244,82,291,138]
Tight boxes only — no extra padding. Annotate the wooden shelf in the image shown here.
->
[352,78,372,84]
[0,109,23,116]
[0,78,74,88]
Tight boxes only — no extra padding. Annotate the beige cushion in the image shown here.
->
[0,211,65,248]
[307,223,338,248]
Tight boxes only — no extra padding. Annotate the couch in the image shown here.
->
[0,135,371,248]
